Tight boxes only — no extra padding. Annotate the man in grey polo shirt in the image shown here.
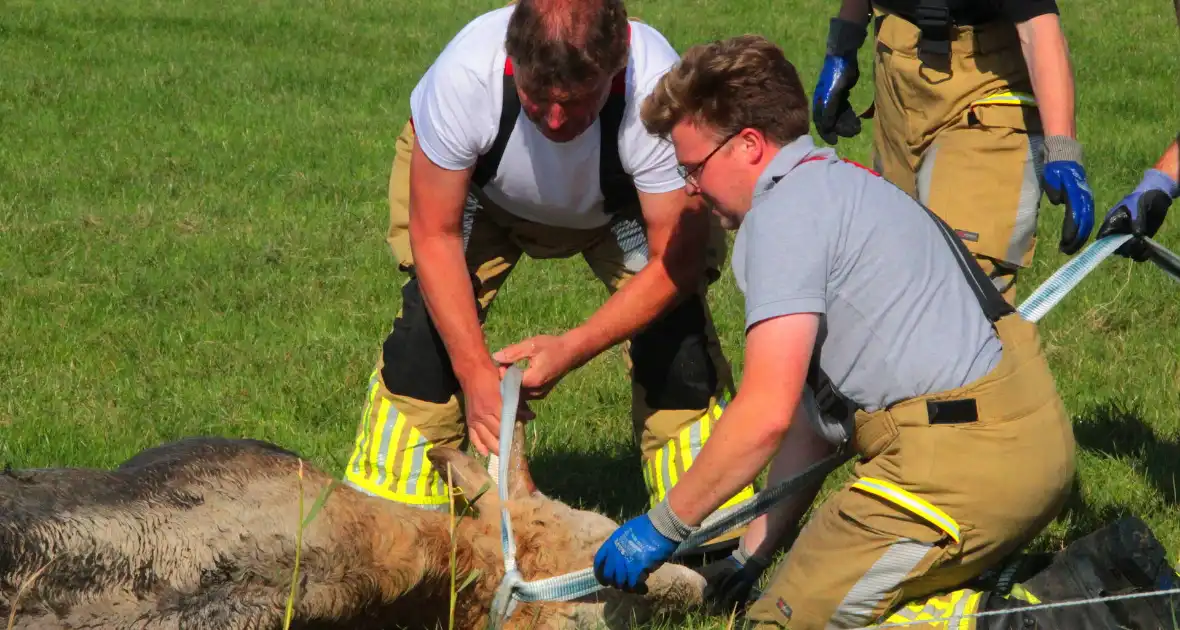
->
[592,34,1077,629]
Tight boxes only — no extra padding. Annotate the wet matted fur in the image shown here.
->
[0,425,705,629]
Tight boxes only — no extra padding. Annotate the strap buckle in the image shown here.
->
[813,377,854,421]
[914,3,952,56]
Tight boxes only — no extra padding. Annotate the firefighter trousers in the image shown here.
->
[343,120,754,514]
[744,314,1076,629]
[871,8,1046,303]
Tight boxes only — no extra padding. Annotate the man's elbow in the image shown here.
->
[661,214,714,288]
[408,219,463,258]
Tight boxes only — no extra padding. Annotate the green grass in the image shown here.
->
[2,0,1179,626]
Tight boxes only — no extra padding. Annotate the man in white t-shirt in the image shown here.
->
[343,0,752,550]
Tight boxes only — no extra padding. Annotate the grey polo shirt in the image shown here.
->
[732,135,1003,441]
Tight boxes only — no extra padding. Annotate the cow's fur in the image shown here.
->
[0,424,706,629]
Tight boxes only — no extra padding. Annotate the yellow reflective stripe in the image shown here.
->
[955,591,985,630]
[1008,584,1041,604]
[881,589,982,629]
[653,446,667,503]
[970,90,1037,108]
[347,371,381,477]
[347,473,451,506]
[664,442,679,489]
[851,477,961,543]
[719,483,756,510]
[677,421,694,477]
[643,402,754,509]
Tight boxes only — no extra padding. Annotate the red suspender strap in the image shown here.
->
[800,154,881,177]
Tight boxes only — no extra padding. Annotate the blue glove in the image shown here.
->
[593,501,692,593]
[813,18,868,145]
[1042,136,1096,255]
[1096,168,1178,261]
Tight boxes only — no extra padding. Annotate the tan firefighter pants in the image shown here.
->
[744,314,1076,629]
[344,120,754,513]
[872,9,1046,303]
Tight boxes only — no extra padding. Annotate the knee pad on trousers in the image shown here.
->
[380,275,461,404]
[631,294,717,410]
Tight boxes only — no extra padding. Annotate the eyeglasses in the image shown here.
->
[676,132,738,186]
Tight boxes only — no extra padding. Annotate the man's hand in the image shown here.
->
[1042,138,1095,255]
[697,553,770,616]
[460,367,504,457]
[494,334,585,401]
[594,500,691,593]
[1096,168,1178,261]
[1014,15,1093,254]
[813,18,868,145]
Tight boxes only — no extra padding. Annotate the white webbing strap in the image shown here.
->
[1016,234,1180,322]
[487,365,610,630]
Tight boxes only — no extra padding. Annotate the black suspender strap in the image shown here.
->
[801,158,1015,420]
[472,66,523,190]
[918,202,1016,323]
[597,73,640,212]
[470,58,638,210]
[914,0,953,56]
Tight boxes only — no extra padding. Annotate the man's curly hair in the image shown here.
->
[641,34,810,145]
[505,0,629,98]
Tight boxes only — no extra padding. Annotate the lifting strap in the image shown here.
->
[797,155,1014,421]
[913,0,953,56]
[470,56,639,212]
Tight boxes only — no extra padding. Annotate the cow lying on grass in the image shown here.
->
[0,423,706,629]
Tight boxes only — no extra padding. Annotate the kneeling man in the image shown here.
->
[593,34,1076,629]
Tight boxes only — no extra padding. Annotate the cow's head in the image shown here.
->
[425,421,707,628]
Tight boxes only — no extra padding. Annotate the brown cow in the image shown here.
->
[0,423,707,629]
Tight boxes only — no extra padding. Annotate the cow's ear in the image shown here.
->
[427,447,500,521]
[505,420,538,501]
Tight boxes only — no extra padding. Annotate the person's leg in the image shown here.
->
[875,15,1046,304]
[917,104,1043,304]
[746,313,1077,629]
[582,211,754,535]
[741,391,840,562]
[870,10,923,199]
[695,392,845,616]
[345,122,523,509]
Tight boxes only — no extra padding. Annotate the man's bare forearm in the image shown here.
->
[564,192,709,366]
[406,140,497,389]
[666,393,794,525]
[410,233,496,386]
[1156,138,1180,180]
[564,255,686,366]
[1017,14,1077,139]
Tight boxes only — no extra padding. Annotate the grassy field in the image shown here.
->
[3,0,1180,626]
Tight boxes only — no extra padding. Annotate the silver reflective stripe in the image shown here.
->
[374,406,400,487]
[405,430,429,493]
[915,144,938,208]
[661,442,673,493]
[827,540,934,628]
[462,192,480,250]
[609,216,649,273]
[1005,133,1044,265]
[947,589,977,627]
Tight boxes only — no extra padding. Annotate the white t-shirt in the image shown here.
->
[408,6,685,229]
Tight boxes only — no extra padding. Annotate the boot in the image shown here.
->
[980,516,1180,630]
